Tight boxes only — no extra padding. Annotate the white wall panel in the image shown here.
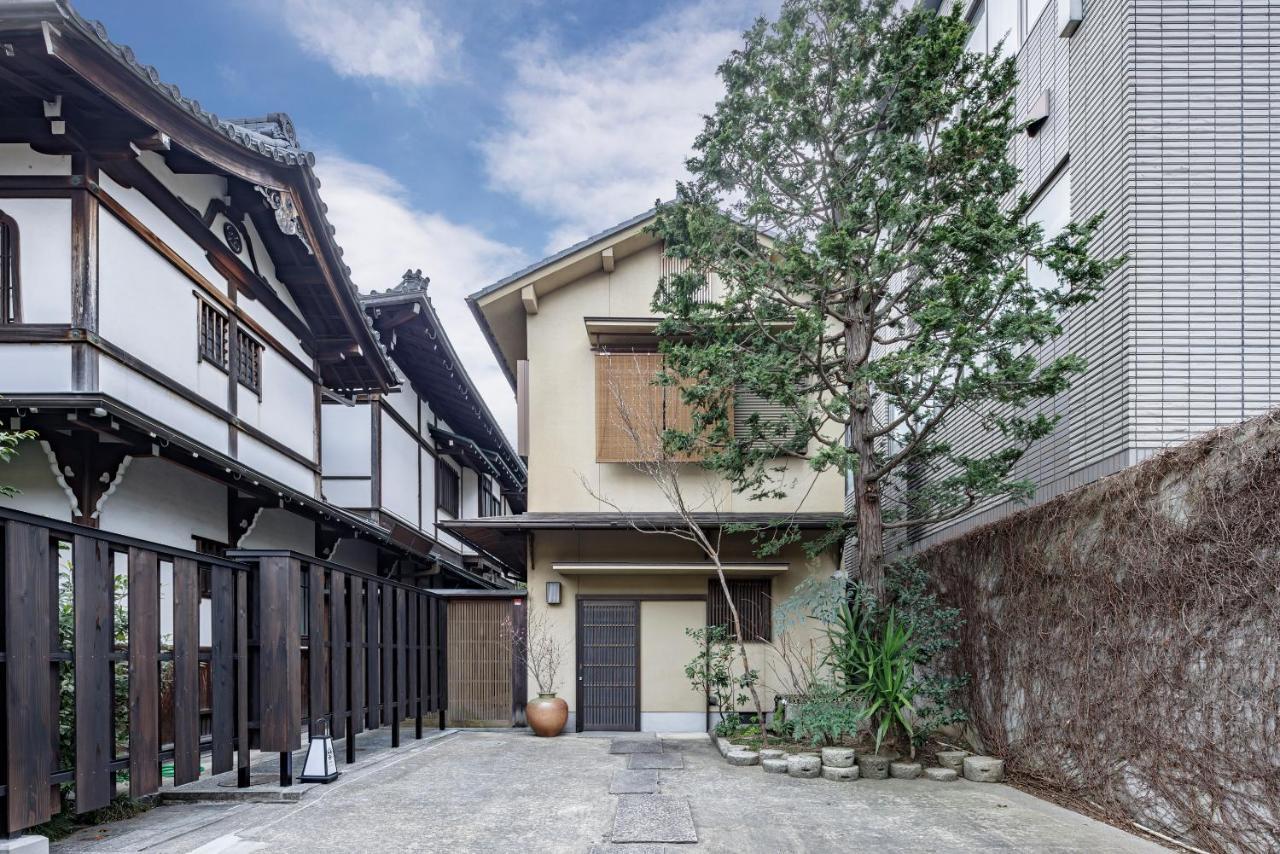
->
[321,477,371,509]
[380,410,419,526]
[0,144,71,175]
[97,456,226,549]
[237,348,315,460]
[238,506,314,553]
[0,197,71,322]
[419,447,436,538]
[237,432,314,496]
[0,344,70,391]
[99,358,227,453]
[321,402,371,475]
[0,439,73,520]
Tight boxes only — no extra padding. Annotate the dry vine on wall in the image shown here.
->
[921,410,1280,853]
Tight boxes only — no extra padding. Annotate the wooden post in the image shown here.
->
[256,555,300,784]
[73,535,113,813]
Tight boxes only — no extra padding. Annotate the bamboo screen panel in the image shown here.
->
[445,598,513,727]
[595,352,664,463]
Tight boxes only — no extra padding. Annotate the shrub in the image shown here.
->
[684,625,757,734]
[778,683,868,747]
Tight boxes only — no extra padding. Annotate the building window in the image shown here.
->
[659,247,710,304]
[707,578,772,642]
[0,211,19,324]
[595,352,704,463]
[479,476,502,518]
[198,299,229,370]
[967,0,1019,56]
[1026,167,1071,292]
[235,328,263,396]
[437,460,460,516]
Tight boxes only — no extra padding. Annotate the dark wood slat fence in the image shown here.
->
[0,507,450,837]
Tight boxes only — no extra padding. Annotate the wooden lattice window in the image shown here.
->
[659,247,710,303]
[438,460,460,517]
[235,328,263,395]
[479,477,502,518]
[197,300,229,370]
[0,211,19,324]
[595,352,717,464]
[707,578,772,642]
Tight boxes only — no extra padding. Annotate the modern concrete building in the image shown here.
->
[892,0,1280,548]
[458,212,846,732]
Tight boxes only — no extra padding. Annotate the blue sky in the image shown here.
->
[74,0,775,435]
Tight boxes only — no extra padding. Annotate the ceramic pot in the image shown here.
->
[526,693,568,737]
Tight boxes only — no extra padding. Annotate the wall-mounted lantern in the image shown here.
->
[546,581,562,605]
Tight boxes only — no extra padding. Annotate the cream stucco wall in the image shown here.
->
[524,242,843,516]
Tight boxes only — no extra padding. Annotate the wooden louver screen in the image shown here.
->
[445,598,513,727]
[595,352,665,463]
[707,578,772,642]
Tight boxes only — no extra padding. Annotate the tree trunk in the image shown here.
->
[851,409,886,604]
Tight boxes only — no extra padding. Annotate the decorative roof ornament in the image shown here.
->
[393,269,430,293]
[254,185,313,255]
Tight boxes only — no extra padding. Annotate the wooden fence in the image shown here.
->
[443,595,525,728]
[0,506,448,838]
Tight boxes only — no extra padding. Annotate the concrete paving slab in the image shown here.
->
[611,795,697,843]
[588,846,667,854]
[610,769,660,794]
[627,752,684,770]
[609,737,662,754]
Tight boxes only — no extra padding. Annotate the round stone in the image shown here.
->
[761,758,789,774]
[924,767,958,782]
[889,761,922,779]
[786,754,821,778]
[821,764,859,781]
[856,754,891,779]
[963,756,1004,783]
[758,748,785,760]
[820,747,855,768]
[726,749,760,767]
[936,750,969,772]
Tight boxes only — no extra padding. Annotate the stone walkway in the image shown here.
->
[51,731,1166,853]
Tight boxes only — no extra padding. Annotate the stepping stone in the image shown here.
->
[758,748,785,760]
[761,758,789,774]
[610,769,659,794]
[821,747,855,768]
[628,752,684,770]
[856,754,891,779]
[890,761,922,779]
[714,738,733,757]
[611,736,662,755]
[612,795,697,843]
[589,846,667,853]
[925,767,958,782]
[963,756,1004,783]
[786,754,821,778]
[936,750,969,772]
[821,764,858,781]
[725,749,760,766]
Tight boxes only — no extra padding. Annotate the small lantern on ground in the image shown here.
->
[298,718,340,784]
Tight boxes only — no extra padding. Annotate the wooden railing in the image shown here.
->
[0,507,447,838]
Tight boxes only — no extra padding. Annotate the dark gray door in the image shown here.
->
[578,599,639,731]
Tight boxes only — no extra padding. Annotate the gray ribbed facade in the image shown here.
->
[879,0,1280,551]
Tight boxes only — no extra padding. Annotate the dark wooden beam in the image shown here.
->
[42,430,136,527]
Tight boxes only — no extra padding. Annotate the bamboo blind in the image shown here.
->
[595,352,665,463]
[445,598,514,727]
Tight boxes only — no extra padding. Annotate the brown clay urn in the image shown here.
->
[526,692,569,737]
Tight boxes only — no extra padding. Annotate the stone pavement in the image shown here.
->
[51,731,1167,853]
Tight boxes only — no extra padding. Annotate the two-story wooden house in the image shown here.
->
[0,1,514,588]
[455,210,845,732]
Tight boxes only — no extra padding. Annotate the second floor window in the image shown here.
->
[198,300,229,369]
[479,477,502,517]
[235,328,263,396]
[595,351,704,463]
[437,460,460,517]
[0,211,19,324]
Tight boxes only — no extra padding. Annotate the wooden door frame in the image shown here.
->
[574,593,706,733]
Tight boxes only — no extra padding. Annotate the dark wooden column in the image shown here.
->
[256,555,300,784]
[72,535,113,813]
[71,154,99,392]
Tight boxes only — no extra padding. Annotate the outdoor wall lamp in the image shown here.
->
[546,581,562,605]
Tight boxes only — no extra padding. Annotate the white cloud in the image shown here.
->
[482,1,771,251]
[314,154,527,438]
[277,0,455,87]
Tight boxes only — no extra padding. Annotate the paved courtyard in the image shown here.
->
[54,731,1164,853]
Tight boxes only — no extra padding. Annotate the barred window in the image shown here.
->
[707,578,772,642]
[437,460,460,517]
[479,476,502,518]
[235,328,263,395]
[1,211,19,323]
[198,300,229,370]
[659,248,710,304]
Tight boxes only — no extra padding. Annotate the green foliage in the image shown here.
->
[648,0,1123,577]
[778,682,869,747]
[0,427,38,497]
[684,625,758,731]
[887,559,969,738]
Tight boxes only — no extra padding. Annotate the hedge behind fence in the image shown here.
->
[921,410,1280,853]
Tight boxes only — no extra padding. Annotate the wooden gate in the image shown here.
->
[577,599,639,732]
[444,596,524,727]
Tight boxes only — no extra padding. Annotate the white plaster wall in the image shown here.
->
[0,344,71,391]
[238,506,314,553]
[380,410,419,526]
[237,432,314,496]
[384,384,419,427]
[0,197,71,322]
[0,438,73,521]
[321,477,371,508]
[99,358,228,453]
[236,285,310,364]
[418,446,436,538]
[460,467,478,520]
[321,402,371,475]
[0,144,71,175]
[97,455,226,549]
[237,347,315,460]
[235,211,308,326]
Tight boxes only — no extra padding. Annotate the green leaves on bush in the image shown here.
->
[823,599,919,755]
[684,625,758,735]
[778,683,870,747]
